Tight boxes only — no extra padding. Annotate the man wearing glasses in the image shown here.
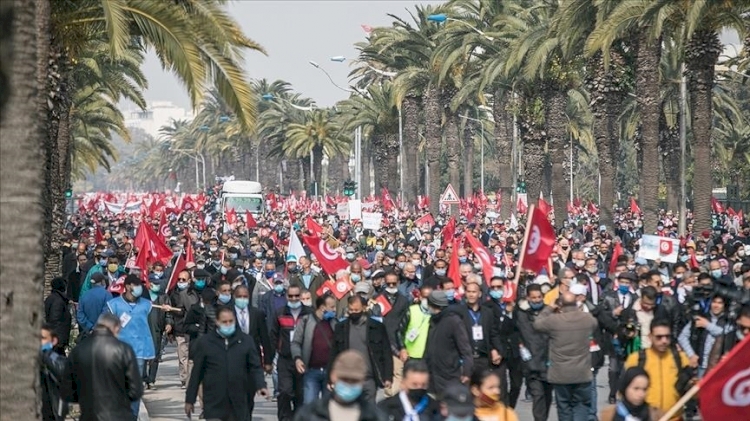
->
[625,319,691,420]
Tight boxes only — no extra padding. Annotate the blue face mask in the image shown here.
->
[323,310,336,320]
[679,255,689,262]
[435,269,447,277]
[618,285,630,295]
[265,270,276,279]
[334,381,363,403]
[235,298,249,309]
[218,324,235,337]
[177,282,189,290]
[40,342,53,352]
[529,301,544,311]
[458,257,468,263]
[218,293,231,304]
[446,416,474,421]
[445,289,455,301]
[489,289,504,300]
[710,269,723,279]
[274,284,285,294]
[194,280,206,290]
[351,274,361,283]
[99,259,107,266]
[288,301,302,309]
[131,285,143,298]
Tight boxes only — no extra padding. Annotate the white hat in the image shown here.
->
[570,284,587,296]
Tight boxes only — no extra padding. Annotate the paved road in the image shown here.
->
[143,345,612,420]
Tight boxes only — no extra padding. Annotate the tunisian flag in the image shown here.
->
[698,335,750,421]
[630,197,641,214]
[300,234,349,276]
[465,232,494,285]
[520,206,556,273]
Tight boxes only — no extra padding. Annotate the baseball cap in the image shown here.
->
[427,290,449,308]
[286,255,298,263]
[332,350,367,381]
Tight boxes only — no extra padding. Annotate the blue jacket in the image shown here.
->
[76,285,112,331]
[107,296,155,359]
[79,264,106,298]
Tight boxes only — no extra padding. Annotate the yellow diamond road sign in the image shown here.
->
[440,184,460,204]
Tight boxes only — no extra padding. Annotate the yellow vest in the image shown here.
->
[404,304,431,358]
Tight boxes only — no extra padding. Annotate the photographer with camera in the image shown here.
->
[598,272,638,404]
[677,292,732,378]
[707,304,750,371]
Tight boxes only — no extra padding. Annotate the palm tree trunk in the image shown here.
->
[312,145,324,191]
[519,93,546,205]
[463,120,474,198]
[587,53,621,232]
[403,96,420,204]
[425,86,442,215]
[1,0,46,416]
[445,114,461,196]
[0,1,12,112]
[635,35,662,234]
[546,88,568,228]
[361,137,372,197]
[493,89,513,219]
[686,30,721,232]
[283,158,302,193]
[660,111,680,213]
[385,133,399,200]
[301,156,311,191]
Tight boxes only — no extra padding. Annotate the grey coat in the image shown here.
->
[290,312,337,366]
[533,306,598,385]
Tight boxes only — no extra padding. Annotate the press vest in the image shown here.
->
[404,304,431,358]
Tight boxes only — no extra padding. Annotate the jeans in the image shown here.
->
[132,358,145,417]
[303,368,329,404]
[554,382,591,421]
[589,369,598,421]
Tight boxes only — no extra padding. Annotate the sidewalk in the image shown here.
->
[142,344,277,420]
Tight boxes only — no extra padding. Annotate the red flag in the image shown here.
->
[447,238,462,289]
[414,213,435,229]
[305,217,324,236]
[300,235,349,276]
[166,254,187,293]
[95,227,104,244]
[738,209,744,222]
[698,335,750,421]
[538,197,552,216]
[711,197,724,214]
[158,212,171,241]
[495,190,502,212]
[520,206,556,273]
[441,217,456,247]
[630,197,641,214]
[133,222,173,269]
[517,197,527,214]
[588,202,598,215]
[316,279,335,297]
[502,281,517,303]
[330,277,353,300]
[245,211,257,228]
[465,232,494,285]
[183,228,194,265]
[375,294,393,316]
[381,187,395,212]
[226,207,238,226]
[609,242,623,275]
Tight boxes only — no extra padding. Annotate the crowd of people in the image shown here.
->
[40,185,750,421]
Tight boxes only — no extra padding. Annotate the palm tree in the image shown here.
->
[281,108,350,193]
[337,82,400,196]
[0,0,46,415]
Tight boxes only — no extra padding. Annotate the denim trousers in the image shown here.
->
[302,367,329,404]
[554,382,592,421]
[132,358,145,417]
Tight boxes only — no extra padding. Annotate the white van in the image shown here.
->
[220,180,264,216]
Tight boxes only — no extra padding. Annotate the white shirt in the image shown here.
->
[236,307,249,334]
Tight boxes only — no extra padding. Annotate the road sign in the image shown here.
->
[440,184,460,204]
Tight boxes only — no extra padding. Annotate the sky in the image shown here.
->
[138,0,442,109]
[137,1,742,111]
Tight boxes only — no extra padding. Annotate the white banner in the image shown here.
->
[638,234,679,263]
[102,200,141,214]
[336,202,349,220]
[348,199,362,220]
[361,212,382,230]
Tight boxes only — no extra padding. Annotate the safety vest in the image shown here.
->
[404,304,431,358]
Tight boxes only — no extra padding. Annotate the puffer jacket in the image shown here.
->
[64,327,143,421]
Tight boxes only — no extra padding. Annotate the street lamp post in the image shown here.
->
[171,148,200,191]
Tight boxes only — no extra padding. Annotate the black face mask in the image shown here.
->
[407,388,428,402]
[348,312,363,322]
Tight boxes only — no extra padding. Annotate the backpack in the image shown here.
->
[637,347,694,395]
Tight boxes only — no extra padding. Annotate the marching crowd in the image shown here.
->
[39,187,750,421]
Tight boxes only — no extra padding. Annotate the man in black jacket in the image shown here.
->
[485,276,522,407]
[454,280,501,373]
[377,359,442,421]
[41,324,68,421]
[423,290,473,394]
[515,284,552,421]
[185,306,269,421]
[44,277,72,354]
[169,269,199,388]
[64,313,143,421]
[329,295,393,404]
[375,270,410,397]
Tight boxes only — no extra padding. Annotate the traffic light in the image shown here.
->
[64,188,73,198]
[515,179,526,194]
[343,180,356,197]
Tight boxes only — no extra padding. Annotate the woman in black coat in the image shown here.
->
[44,277,72,353]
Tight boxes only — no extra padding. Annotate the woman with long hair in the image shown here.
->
[470,369,518,421]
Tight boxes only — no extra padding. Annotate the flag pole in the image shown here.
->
[657,384,700,421]
[514,204,536,284]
